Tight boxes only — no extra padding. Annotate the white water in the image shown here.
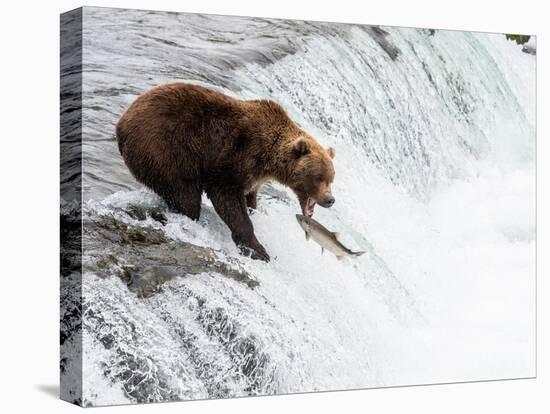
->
[70,8,535,406]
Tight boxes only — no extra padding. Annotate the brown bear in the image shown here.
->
[116,83,336,261]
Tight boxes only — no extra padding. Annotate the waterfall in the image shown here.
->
[61,8,535,406]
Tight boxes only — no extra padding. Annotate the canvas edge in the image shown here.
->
[60,6,84,407]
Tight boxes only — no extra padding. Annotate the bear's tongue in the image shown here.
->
[304,197,316,217]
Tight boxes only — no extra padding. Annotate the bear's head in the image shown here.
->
[286,137,336,217]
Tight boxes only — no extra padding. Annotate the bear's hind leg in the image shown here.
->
[161,180,202,221]
[207,187,269,261]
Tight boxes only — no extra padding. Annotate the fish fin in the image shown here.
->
[305,232,310,241]
[321,247,324,254]
[332,232,340,239]
[336,255,343,261]
[353,251,366,257]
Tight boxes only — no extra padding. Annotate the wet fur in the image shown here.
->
[116,83,335,261]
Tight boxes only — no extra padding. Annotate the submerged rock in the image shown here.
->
[83,211,259,297]
[125,204,168,224]
[365,25,400,61]
[59,204,274,404]
[78,206,282,402]
[505,34,536,55]
[522,37,536,55]
[425,28,436,36]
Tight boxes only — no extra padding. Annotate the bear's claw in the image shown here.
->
[239,243,270,262]
[250,248,270,262]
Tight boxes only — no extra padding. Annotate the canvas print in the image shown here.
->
[60,6,536,407]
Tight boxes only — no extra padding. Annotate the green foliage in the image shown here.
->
[505,34,531,45]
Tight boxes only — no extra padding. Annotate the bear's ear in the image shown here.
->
[292,138,310,158]
[327,147,336,159]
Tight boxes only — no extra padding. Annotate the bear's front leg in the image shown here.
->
[245,190,258,210]
[207,187,270,262]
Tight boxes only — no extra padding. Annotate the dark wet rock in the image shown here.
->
[125,205,168,224]
[522,43,536,55]
[505,34,535,55]
[80,265,274,402]
[83,213,259,297]
[99,333,116,349]
[63,204,285,403]
[365,26,400,60]
[90,215,168,245]
[129,266,179,298]
[195,303,277,394]
[59,269,84,405]
[96,254,119,269]
[422,28,436,37]
[84,304,186,403]
[61,205,82,277]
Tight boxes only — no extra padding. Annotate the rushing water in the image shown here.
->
[61,7,536,406]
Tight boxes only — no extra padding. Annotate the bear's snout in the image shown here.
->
[319,195,335,208]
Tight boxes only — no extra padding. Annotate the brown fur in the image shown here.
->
[116,83,336,261]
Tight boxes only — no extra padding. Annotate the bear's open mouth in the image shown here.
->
[303,197,316,217]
